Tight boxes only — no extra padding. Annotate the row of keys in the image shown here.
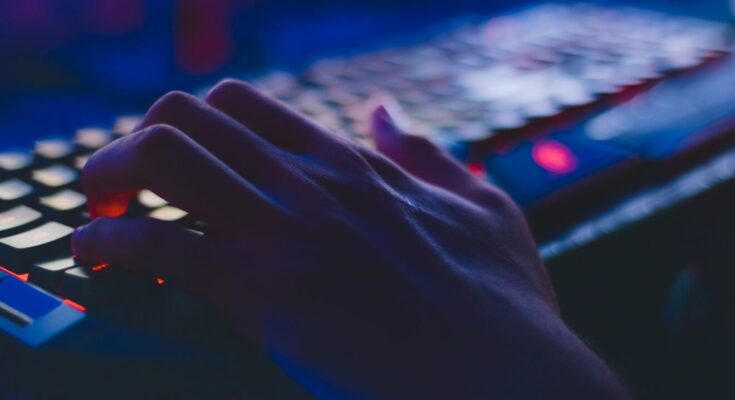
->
[0,114,140,179]
[0,119,187,308]
[254,4,730,155]
[245,4,734,239]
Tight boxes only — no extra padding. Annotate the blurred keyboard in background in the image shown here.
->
[1,2,735,318]
[251,3,735,237]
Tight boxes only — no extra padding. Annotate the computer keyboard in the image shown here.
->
[0,0,732,340]
[1,2,735,397]
[251,3,734,236]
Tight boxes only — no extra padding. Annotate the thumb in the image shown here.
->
[370,104,480,197]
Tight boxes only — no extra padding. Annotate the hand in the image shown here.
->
[72,80,626,399]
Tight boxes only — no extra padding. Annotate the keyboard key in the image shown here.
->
[56,266,100,305]
[0,291,33,326]
[0,152,34,177]
[138,190,168,209]
[75,128,112,151]
[0,206,42,236]
[74,154,90,170]
[0,222,74,273]
[0,271,60,324]
[485,135,639,208]
[39,190,87,225]
[29,257,76,289]
[149,206,188,222]
[112,115,142,137]
[40,190,86,212]
[34,139,75,164]
[0,179,34,209]
[32,164,79,190]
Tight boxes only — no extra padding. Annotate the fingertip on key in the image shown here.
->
[88,194,131,218]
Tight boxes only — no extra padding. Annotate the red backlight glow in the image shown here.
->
[0,266,28,282]
[467,163,485,177]
[531,140,578,174]
[91,263,109,272]
[64,299,87,312]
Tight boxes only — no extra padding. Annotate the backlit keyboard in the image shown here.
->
[251,3,735,236]
[0,2,734,350]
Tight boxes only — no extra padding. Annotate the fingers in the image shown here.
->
[71,217,236,298]
[205,79,343,153]
[370,105,482,198]
[137,90,295,185]
[83,124,286,232]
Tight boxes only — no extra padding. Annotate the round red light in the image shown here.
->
[531,140,578,174]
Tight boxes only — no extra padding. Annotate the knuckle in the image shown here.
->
[145,91,199,123]
[205,78,246,103]
[139,124,181,150]
[134,124,184,165]
[155,90,197,111]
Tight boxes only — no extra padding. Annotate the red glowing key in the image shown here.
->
[156,278,165,285]
[531,140,578,174]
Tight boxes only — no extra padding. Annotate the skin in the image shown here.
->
[71,79,628,399]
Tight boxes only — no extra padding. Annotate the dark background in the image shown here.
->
[0,0,731,147]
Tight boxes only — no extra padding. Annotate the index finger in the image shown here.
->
[83,124,288,232]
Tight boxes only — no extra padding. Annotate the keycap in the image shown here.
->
[29,257,76,289]
[74,154,90,170]
[138,190,168,209]
[34,139,75,164]
[0,179,34,209]
[0,272,60,326]
[0,206,43,236]
[485,134,639,208]
[39,190,87,225]
[149,206,188,222]
[0,152,34,177]
[0,292,33,326]
[54,267,93,306]
[0,267,84,346]
[112,115,142,137]
[0,222,74,273]
[32,164,79,190]
[39,190,86,212]
[74,127,112,151]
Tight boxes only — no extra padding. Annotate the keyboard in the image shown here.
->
[1,2,735,397]
[251,3,735,238]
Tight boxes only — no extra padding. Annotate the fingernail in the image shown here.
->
[375,105,397,130]
[374,104,391,122]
